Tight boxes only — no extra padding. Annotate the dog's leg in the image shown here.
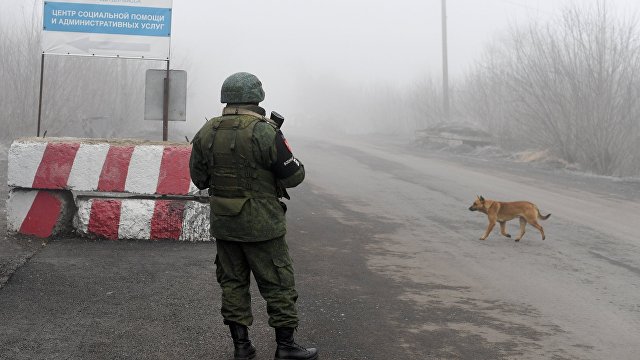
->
[499,221,511,238]
[530,221,545,240]
[515,217,526,242]
[480,219,496,240]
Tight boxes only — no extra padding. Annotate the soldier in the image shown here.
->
[189,72,318,360]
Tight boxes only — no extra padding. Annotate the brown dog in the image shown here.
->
[468,196,551,241]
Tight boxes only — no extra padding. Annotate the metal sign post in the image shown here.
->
[38,0,173,140]
[37,53,45,137]
[162,59,170,141]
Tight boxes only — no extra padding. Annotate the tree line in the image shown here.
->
[299,3,640,177]
[462,3,640,176]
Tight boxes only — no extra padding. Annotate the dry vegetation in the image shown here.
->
[463,3,640,176]
[310,3,640,177]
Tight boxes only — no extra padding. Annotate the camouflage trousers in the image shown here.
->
[215,236,299,328]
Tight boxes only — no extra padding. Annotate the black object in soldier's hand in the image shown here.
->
[270,111,284,128]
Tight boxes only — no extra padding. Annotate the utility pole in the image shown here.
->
[441,0,451,122]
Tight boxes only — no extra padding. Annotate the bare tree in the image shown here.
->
[464,2,640,176]
[459,44,520,149]
[406,77,445,130]
[0,1,164,145]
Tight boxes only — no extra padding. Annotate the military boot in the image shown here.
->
[274,327,318,360]
[229,323,256,360]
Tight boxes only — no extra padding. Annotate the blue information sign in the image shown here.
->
[43,1,171,37]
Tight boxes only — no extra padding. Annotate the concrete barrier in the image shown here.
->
[74,198,210,241]
[7,189,75,238]
[8,138,197,195]
[7,138,211,241]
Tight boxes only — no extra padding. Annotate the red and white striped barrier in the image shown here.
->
[74,198,210,241]
[7,138,212,241]
[7,189,75,238]
[8,138,197,195]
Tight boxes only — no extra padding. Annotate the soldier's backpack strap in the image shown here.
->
[207,120,221,167]
[230,118,240,152]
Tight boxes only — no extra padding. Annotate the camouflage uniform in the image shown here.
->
[189,104,305,328]
[191,72,317,360]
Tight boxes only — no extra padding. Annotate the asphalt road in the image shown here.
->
[1,135,639,359]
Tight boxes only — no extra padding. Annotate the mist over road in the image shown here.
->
[290,134,640,359]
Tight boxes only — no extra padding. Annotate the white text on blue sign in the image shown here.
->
[44,2,171,37]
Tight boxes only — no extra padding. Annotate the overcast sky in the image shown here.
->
[171,0,639,82]
[165,0,640,121]
[4,0,640,127]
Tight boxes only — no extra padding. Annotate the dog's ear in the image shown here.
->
[479,195,485,202]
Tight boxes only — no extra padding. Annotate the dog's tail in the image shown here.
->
[537,207,551,220]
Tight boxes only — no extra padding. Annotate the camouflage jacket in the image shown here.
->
[189,105,305,242]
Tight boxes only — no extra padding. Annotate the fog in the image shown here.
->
[169,0,575,124]
[2,0,640,175]
[168,0,640,125]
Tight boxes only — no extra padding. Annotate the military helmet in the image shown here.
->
[220,72,265,104]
